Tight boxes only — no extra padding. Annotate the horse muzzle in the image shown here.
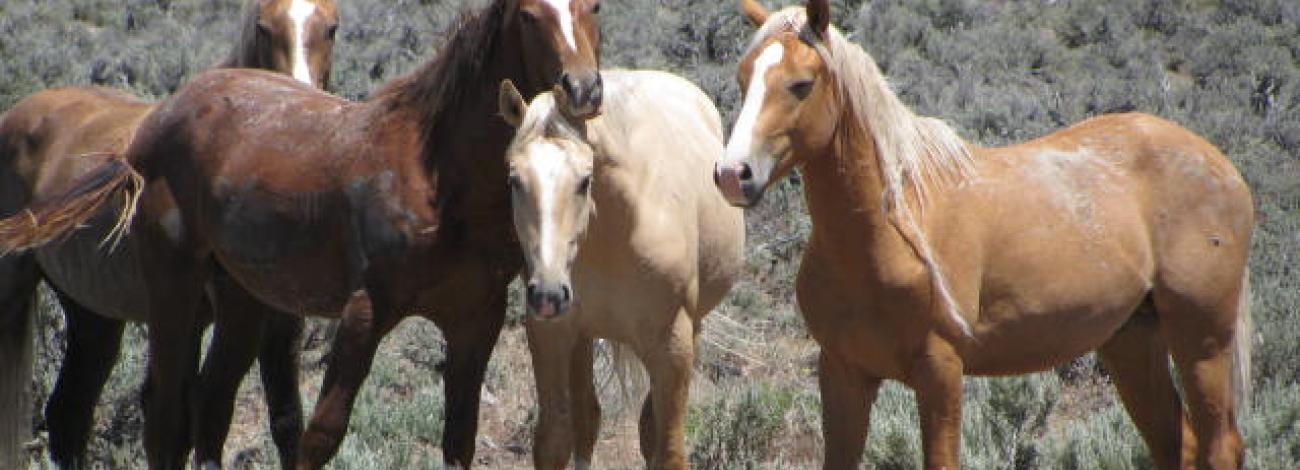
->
[526,279,573,320]
[558,71,603,119]
[713,161,761,207]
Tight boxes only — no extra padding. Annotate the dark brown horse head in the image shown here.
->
[246,0,340,89]
[511,0,603,118]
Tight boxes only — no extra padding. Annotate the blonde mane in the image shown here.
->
[752,8,976,337]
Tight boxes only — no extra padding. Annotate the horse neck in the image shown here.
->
[799,119,919,281]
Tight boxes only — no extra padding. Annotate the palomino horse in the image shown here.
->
[0,0,338,467]
[0,0,603,468]
[713,1,1253,469]
[498,71,743,469]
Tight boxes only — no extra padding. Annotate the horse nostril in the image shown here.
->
[559,284,572,304]
[526,282,540,303]
[561,75,579,99]
[738,163,754,182]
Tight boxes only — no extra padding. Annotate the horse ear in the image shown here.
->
[806,0,830,37]
[740,0,769,27]
[499,80,527,128]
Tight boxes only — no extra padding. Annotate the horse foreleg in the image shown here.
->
[440,293,506,469]
[569,336,600,469]
[636,310,694,470]
[191,274,270,469]
[45,290,125,468]
[257,312,305,470]
[524,317,580,470]
[907,336,964,470]
[819,350,881,470]
[297,288,394,470]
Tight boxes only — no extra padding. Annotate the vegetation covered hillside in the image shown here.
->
[2,0,1296,468]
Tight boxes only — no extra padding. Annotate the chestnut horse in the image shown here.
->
[713,1,1253,469]
[498,71,743,469]
[0,0,602,468]
[0,1,338,467]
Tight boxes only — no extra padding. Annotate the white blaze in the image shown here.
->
[288,0,317,85]
[725,42,785,162]
[527,142,570,268]
[543,0,578,51]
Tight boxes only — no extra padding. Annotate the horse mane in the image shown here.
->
[753,8,977,338]
[218,0,267,69]
[752,8,974,208]
[376,0,512,138]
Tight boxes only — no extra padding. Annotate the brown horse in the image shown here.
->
[0,0,602,468]
[713,1,1254,469]
[0,1,338,468]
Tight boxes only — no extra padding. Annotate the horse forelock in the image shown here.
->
[510,92,586,155]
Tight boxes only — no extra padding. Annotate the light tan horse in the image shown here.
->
[713,1,1254,469]
[0,1,338,467]
[498,70,744,470]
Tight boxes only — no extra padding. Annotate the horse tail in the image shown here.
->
[1231,270,1253,417]
[0,152,144,254]
[595,339,647,416]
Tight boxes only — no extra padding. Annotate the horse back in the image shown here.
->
[925,112,1251,370]
[127,68,434,315]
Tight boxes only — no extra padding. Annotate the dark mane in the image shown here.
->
[375,0,512,137]
[217,0,267,69]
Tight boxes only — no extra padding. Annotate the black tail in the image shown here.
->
[0,152,144,254]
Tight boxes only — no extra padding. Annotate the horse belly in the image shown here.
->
[963,284,1148,375]
[35,207,149,321]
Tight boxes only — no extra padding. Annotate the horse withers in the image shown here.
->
[0,1,338,468]
[498,70,743,469]
[0,0,603,468]
[713,1,1253,469]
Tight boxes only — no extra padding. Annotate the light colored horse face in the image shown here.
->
[714,0,837,207]
[516,0,604,118]
[259,0,339,89]
[500,82,594,319]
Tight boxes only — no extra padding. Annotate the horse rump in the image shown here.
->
[0,152,143,254]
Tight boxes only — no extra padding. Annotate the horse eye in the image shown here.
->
[789,79,814,100]
[591,2,601,14]
[576,175,591,195]
[519,9,538,25]
[326,24,338,40]
[256,22,272,36]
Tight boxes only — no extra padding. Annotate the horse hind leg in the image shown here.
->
[0,255,39,469]
[191,272,273,469]
[634,310,695,470]
[44,289,126,469]
[1155,279,1247,469]
[1096,300,1185,470]
[257,312,305,470]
